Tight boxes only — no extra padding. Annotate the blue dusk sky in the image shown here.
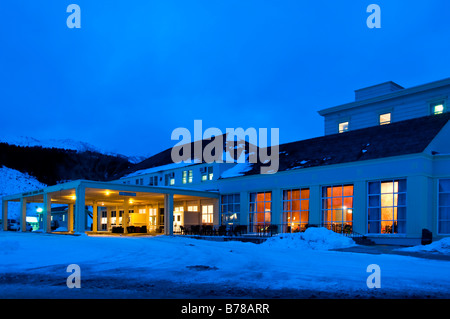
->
[1,1,450,157]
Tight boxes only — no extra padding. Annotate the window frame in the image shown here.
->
[367,179,407,235]
[438,178,450,235]
[249,191,272,233]
[338,121,349,133]
[282,188,310,233]
[321,184,354,234]
[220,193,240,225]
[379,112,391,125]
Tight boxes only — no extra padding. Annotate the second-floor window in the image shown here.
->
[379,112,391,125]
[149,176,158,186]
[338,121,349,133]
[182,170,193,184]
[432,102,445,115]
[201,166,213,182]
[165,173,175,186]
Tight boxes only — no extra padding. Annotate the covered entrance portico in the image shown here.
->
[2,180,219,235]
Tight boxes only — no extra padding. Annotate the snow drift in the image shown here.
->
[397,237,450,255]
[262,227,357,250]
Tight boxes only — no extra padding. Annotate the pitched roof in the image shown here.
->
[119,113,450,180]
[233,113,450,178]
[119,134,258,178]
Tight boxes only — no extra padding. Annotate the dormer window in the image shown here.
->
[338,121,349,133]
[379,113,391,125]
[432,102,445,115]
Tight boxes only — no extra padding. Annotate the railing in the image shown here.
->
[176,223,369,239]
[178,224,281,237]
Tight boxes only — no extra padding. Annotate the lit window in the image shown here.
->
[432,103,444,115]
[182,170,193,184]
[283,189,309,233]
[368,179,406,234]
[201,166,213,182]
[202,205,214,224]
[379,113,391,125]
[165,173,175,186]
[338,122,349,133]
[321,185,353,233]
[249,191,271,233]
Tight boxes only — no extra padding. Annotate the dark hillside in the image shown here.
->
[0,143,133,186]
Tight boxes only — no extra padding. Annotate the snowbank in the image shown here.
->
[262,227,357,250]
[397,237,450,255]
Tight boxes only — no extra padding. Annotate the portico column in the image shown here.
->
[43,193,52,233]
[164,194,174,235]
[2,200,8,231]
[68,203,74,233]
[144,205,149,233]
[123,199,130,234]
[74,185,86,233]
[92,201,98,232]
[106,207,111,231]
[20,197,27,232]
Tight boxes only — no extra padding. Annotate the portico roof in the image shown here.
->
[1,179,219,205]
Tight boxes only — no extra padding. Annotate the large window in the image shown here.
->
[439,179,450,234]
[368,179,406,234]
[202,205,214,224]
[221,194,240,225]
[249,191,271,233]
[282,189,309,233]
[322,185,353,233]
[101,211,107,230]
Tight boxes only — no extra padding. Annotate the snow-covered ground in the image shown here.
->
[0,228,449,299]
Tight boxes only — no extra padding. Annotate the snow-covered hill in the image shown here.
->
[0,166,47,219]
[0,136,146,164]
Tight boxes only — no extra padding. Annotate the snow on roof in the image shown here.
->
[123,160,200,178]
[220,162,253,179]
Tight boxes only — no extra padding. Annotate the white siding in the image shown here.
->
[324,85,450,135]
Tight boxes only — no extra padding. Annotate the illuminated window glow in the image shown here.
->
[338,121,349,133]
[249,191,271,232]
[368,179,406,234]
[379,113,391,125]
[202,205,214,224]
[433,103,444,115]
[283,188,309,233]
[321,184,353,233]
